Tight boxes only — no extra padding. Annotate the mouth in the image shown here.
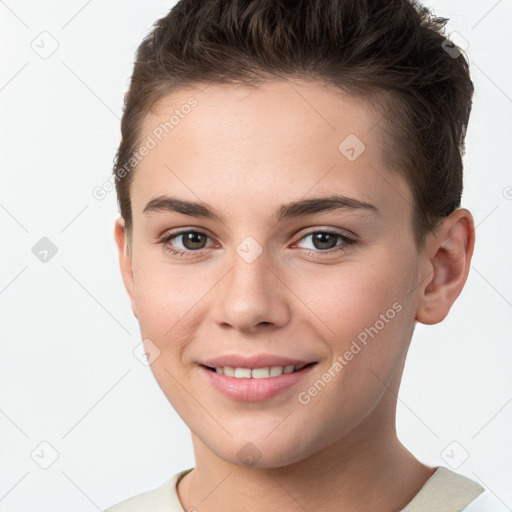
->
[201,361,317,378]
[199,361,318,401]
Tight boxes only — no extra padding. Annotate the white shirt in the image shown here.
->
[103,466,497,511]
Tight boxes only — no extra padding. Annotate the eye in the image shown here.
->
[294,229,357,257]
[158,229,214,257]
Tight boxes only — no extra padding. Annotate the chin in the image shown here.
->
[202,430,320,469]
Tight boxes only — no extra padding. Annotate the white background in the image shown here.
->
[1,0,511,510]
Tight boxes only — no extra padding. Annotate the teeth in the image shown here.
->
[214,364,308,378]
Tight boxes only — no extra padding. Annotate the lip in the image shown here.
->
[199,362,317,401]
[199,354,314,370]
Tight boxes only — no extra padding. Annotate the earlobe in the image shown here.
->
[114,217,138,319]
[415,209,475,325]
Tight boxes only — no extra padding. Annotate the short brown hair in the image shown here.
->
[113,0,474,251]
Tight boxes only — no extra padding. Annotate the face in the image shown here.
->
[116,80,426,468]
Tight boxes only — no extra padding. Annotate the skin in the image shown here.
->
[114,79,475,512]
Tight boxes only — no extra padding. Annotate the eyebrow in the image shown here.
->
[142,194,379,222]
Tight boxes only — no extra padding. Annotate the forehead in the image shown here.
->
[131,79,412,224]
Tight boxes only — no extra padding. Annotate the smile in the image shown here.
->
[200,362,318,401]
[203,362,315,378]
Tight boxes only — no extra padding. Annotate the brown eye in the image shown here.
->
[179,231,208,250]
[158,229,214,257]
[296,230,356,254]
[309,232,339,250]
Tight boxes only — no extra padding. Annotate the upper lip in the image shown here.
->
[200,354,317,370]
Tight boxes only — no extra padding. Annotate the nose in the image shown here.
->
[211,246,292,333]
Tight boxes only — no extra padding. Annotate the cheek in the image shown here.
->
[291,257,410,335]
[132,262,191,345]
[291,261,414,433]
[131,259,218,364]
[336,258,416,376]
[131,267,202,416]
[289,249,417,382]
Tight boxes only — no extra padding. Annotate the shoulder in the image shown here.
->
[400,466,487,512]
[103,468,194,512]
[103,486,161,512]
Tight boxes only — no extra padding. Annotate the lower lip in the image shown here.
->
[199,363,317,401]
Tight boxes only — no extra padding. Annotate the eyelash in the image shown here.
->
[157,228,357,259]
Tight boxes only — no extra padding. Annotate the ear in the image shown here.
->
[114,217,138,319]
[415,208,475,325]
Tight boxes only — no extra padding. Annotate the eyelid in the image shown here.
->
[158,228,217,247]
[159,229,354,246]
[294,225,358,242]
[160,225,356,242]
